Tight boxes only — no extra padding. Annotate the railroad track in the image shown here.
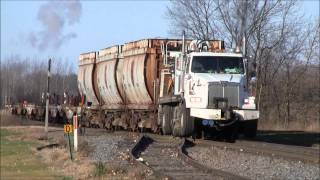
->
[5,114,318,177]
[191,138,320,165]
[130,134,246,180]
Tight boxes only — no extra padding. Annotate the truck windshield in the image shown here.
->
[191,56,244,74]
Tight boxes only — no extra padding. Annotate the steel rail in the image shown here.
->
[178,138,248,180]
[131,134,247,180]
[191,138,320,165]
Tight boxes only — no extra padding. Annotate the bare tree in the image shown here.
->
[167,0,320,129]
[167,0,219,40]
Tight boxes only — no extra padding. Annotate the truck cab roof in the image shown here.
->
[189,52,243,58]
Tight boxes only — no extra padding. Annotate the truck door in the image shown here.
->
[174,55,185,95]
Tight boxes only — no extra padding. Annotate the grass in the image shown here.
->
[0,128,63,179]
[93,161,106,177]
[62,176,73,180]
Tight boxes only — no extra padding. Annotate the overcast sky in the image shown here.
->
[1,0,319,70]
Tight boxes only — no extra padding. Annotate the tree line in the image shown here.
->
[167,0,319,130]
[0,55,79,107]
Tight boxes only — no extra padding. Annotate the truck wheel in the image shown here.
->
[224,121,239,142]
[161,105,172,135]
[193,118,203,139]
[172,106,181,137]
[243,119,258,138]
[172,103,194,137]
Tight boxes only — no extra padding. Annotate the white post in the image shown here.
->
[73,115,78,152]
[45,98,49,132]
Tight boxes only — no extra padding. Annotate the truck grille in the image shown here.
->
[208,83,240,108]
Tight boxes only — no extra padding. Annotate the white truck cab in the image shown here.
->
[159,38,260,139]
[184,52,259,121]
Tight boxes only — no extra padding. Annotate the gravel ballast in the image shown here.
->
[85,133,137,163]
[187,145,320,180]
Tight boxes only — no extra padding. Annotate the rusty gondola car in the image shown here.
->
[79,39,173,131]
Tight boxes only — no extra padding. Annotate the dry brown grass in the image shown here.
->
[77,140,93,158]
[36,147,94,179]
[93,162,149,180]
[1,126,148,180]
[258,119,320,132]
[0,115,150,179]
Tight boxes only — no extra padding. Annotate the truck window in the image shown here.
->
[191,56,244,74]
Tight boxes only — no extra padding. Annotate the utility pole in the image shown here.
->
[45,59,51,137]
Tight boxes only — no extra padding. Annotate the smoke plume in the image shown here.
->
[28,0,82,50]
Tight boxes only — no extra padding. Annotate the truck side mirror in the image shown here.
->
[248,61,257,96]
[249,62,257,79]
[186,74,192,80]
[243,58,248,74]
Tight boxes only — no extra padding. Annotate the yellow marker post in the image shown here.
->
[64,124,73,133]
[64,124,73,160]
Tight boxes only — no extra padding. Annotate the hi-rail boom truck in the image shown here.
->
[158,33,259,140]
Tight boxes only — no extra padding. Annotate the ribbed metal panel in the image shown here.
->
[208,83,240,108]
[224,84,239,107]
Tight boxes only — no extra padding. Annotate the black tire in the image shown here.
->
[202,129,207,140]
[161,105,172,135]
[172,106,181,137]
[183,106,194,137]
[225,121,239,142]
[172,103,194,137]
[193,118,203,139]
[243,119,258,138]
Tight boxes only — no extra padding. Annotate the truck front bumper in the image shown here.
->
[190,108,259,121]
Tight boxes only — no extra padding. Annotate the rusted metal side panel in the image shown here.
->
[120,39,163,109]
[96,61,110,104]
[84,65,99,105]
[116,57,126,103]
[78,52,99,107]
[96,46,123,109]
[122,56,133,103]
[93,64,101,104]
[121,54,152,106]
[135,54,152,104]
[78,67,85,96]
[145,53,157,101]
[119,41,154,109]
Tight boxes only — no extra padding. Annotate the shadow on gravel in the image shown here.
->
[182,139,195,156]
[243,130,320,147]
[131,136,154,158]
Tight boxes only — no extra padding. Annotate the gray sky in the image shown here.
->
[1,0,319,70]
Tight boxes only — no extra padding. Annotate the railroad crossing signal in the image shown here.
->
[64,124,73,133]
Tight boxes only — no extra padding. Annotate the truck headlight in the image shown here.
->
[208,120,214,127]
[202,120,209,126]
